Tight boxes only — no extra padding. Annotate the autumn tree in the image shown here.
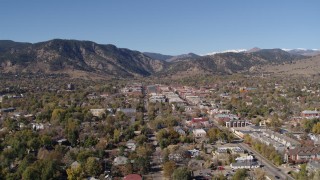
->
[172,167,192,180]
[163,161,176,178]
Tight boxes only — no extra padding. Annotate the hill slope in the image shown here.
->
[256,55,320,76]
[0,40,307,78]
[0,39,165,78]
[159,49,305,77]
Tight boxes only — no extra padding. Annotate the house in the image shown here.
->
[56,138,70,146]
[230,161,260,169]
[309,134,320,145]
[90,109,106,117]
[67,83,75,90]
[31,123,45,130]
[0,107,16,113]
[188,149,200,157]
[185,96,201,105]
[71,161,80,169]
[301,110,320,119]
[214,147,245,156]
[173,126,186,135]
[126,140,136,151]
[285,146,320,163]
[113,156,128,166]
[123,174,142,180]
[149,94,166,103]
[192,129,206,138]
[186,118,210,128]
[263,129,301,149]
[117,108,136,117]
[169,153,183,162]
[235,155,255,161]
[226,120,250,128]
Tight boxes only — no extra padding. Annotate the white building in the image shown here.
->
[90,109,106,117]
[193,129,207,138]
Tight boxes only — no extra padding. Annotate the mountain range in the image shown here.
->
[0,39,313,78]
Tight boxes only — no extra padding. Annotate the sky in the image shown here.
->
[0,0,319,55]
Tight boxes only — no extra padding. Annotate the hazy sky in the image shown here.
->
[1,0,319,55]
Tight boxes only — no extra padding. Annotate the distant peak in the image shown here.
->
[205,49,247,56]
[246,47,261,53]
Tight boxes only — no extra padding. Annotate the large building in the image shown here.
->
[226,120,250,128]
[301,110,320,119]
[285,146,320,163]
[192,129,207,138]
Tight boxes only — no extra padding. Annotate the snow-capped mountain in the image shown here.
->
[205,49,247,56]
[282,48,320,56]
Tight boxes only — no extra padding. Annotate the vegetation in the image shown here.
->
[244,135,283,165]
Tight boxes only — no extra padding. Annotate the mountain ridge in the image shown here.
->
[0,39,307,78]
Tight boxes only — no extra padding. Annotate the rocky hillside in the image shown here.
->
[0,39,165,78]
[257,55,320,76]
[159,49,305,76]
[0,40,307,78]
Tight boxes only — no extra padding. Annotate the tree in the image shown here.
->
[51,109,66,123]
[65,118,79,146]
[113,129,121,143]
[207,128,220,142]
[66,166,83,180]
[232,169,247,180]
[313,170,320,180]
[163,161,176,178]
[213,173,227,180]
[312,122,320,134]
[133,157,150,174]
[296,164,308,180]
[172,167,191,180]
[84,157,102,177]
[253,168,266,180]
[22,167,40,180]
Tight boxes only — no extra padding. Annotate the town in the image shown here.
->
[1,74,320,180]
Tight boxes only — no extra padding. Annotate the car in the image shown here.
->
[275,175,280,179]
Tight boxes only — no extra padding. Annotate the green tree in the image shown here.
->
[113,129,121,143]
[84,157,102,177]
[22,167,40,180]
[65,118,79,146]
[66,166,83,180]
[232,169,247,180]
[172,167,192,180]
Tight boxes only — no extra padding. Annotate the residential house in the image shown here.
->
[123,174,142,180]
[126,140,136,151]
[230,161,260,169]
[90,109,106,117]
[173,126,186,136]
[117,108,136,117]
[192,129,207,138]
[301,110,320,119]
[149,94,166,103]
[188,149,200,158]
[285,146,320,163]
[113,156,128,166]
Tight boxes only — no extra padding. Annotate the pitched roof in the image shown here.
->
[288,146,320,156]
